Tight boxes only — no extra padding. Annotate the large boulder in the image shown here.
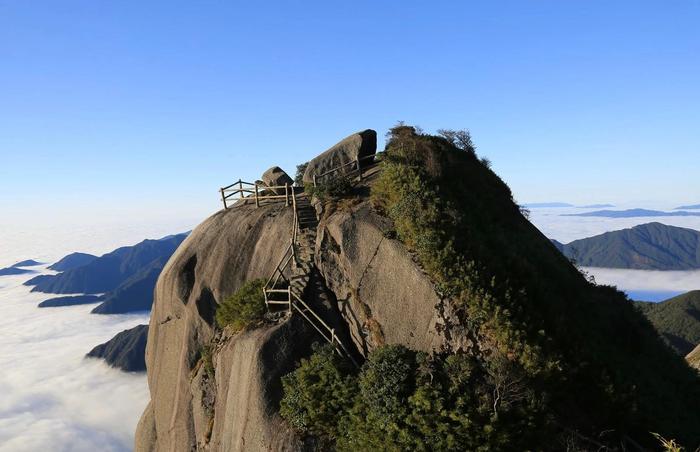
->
[302,129,377,184]
[260,166,293,195]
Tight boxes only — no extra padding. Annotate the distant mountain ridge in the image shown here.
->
[563,208,700,218]
[554,222,700,270]
[524,202,573,208]
[25,233,187,294]
[48,252,97,272]
[524,202,614,208]
[637,291,700,356]
[676,204,700,210]
[0,259,42,276]
[38,295,103,308]
[91,260,164,314]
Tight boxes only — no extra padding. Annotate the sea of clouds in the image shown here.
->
[0,215,203,451]
[0,270,149,451]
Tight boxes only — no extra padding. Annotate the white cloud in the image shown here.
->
[0,271,150,452]
[581,267,700,294]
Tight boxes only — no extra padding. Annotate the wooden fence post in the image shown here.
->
[254,182,259,207]
[356,158,362,181]
[288,287,292,314]
[285,183,289,206]
[220,188,227,209]
[313,174,317,188]
[239,179,243,199]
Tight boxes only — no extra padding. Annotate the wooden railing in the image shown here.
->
[221,168,361,364]
[262,239,294,311]
[219,180,296,209]
[312,153,378,187]
[290,291,359,367]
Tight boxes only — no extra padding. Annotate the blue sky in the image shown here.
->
[1,1,699,226]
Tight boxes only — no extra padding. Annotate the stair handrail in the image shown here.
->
[263,239,294,309]
[258,184,357,366]
[290,291,358,367]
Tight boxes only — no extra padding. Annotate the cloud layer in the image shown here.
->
[528,206,700,243]
[0,271,150,452]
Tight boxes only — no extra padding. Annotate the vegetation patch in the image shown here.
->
[215,278,266,332]
[305,174,354,202]
[281,344,539,450]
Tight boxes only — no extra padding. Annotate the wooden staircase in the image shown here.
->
[261,189,357,366]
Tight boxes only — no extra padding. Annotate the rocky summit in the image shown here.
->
[136,127,700,451]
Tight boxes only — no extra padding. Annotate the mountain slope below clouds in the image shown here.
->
[24,234,187,294]
[637,290,700,356]
[38,295,103,308]
[556,222,700,270]
[86,324,148,372]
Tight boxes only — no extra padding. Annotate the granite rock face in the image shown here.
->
[136,200,314,451]
[315,200,444,355]
[302,129,377,184]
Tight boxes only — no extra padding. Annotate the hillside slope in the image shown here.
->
[556,222,700,269]
[637,291,700,356]
[87,324,149,372]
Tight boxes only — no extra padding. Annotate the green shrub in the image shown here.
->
[357,345,415,427]
[305,174,353,201]
[200,344,215,377]
[215,279,266,331]
[281,344,535,451]
[279,344,356,440]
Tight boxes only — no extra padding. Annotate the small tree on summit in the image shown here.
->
[437,129,476,155]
